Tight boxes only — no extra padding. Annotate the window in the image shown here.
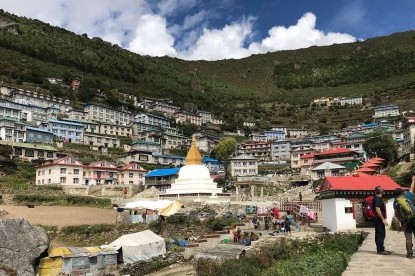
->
[49,169,51,174]
[129,173,134,178]
[42,170,45,175]
[47,152,54,158]
[73,178,79,184]
[38,171,41,176]
[41,179,44,184]
[60,168,66,174]
[48,179,51,184]
[38,180,40,185]
[38,151,44,158]
[25,149,34,157]
[60,177,66,184]
[129,181,133,184]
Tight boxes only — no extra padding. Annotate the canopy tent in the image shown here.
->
[123,200,183,216]
[109,230,166,264]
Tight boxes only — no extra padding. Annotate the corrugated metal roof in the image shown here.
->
[145,167,180,177]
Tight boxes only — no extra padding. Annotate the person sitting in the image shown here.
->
[239,249,246,258]
[250,232,259,241]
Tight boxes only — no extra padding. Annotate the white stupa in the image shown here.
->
[164,136,225,199]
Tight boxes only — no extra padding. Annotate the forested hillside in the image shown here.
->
[1,9,415,131]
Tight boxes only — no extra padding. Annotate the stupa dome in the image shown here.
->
[178,164,211,180]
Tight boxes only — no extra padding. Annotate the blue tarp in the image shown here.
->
[145,167,180,177]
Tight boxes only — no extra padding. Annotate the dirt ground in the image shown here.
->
[0,205,116,228]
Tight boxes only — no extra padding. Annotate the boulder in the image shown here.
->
[0,218,49,276]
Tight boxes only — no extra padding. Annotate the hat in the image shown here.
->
[394,188,404,196]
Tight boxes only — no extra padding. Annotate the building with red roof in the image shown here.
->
[299,147,360,176]
[318,174,400,232]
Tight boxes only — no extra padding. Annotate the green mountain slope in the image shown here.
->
[1,10,415,131]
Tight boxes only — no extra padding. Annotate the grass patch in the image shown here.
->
[12,194,112,208]
[195,232,367,276]
[0,161,36,191]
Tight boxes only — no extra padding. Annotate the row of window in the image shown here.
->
[15,149,54,158]
[233,169,257,175]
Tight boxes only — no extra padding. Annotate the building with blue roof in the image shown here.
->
[201,156,224,173]
[144,167,180,192]
[40,119,84,143]
[26,126,54,144]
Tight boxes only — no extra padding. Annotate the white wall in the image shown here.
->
[322,198,356,232]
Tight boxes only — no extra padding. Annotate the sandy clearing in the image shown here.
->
[0,205,117,228]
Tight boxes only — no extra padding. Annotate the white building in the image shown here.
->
[84,103,133,125]
[0,117,26,142]
[197,110,212,124]
[134,113,170,127]
[318,175,399,232]
[1,86,71,112]
[175,110,202,126]
[373,104,400,118]
[36,156,146,186]
[229,154,258,177]
[340,96,362,106]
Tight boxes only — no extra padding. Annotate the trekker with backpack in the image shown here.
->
[394,176,415,259]
[373,186,392,255]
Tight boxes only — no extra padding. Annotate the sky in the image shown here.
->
[1,0,415,61]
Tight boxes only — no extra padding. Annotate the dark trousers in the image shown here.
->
[404,220,415,255]
[374,218,385,252]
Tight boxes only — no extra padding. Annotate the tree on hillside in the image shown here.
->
[363,130,397,165]
[211,137,236,187]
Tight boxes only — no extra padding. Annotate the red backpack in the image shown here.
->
[363,196,376,221]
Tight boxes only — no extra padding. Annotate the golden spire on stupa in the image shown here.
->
[185,135,202,165]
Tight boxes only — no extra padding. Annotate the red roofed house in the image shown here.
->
[300,147,360,176]
[318,174,400,232]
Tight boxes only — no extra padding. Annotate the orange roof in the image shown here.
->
[314,147,355,156]
[357,167,376,172]
[300,153,315,159]
[319,174,400,192]
[360,163,380,168]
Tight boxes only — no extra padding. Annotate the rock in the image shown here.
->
[0,208,7,217]
[0,218,49,276]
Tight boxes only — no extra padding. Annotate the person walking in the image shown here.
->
[394,176,415,258]
[373,186,391,255]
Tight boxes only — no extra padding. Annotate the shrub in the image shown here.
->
[195,259,221,276]
[166,214,190,225]
[262,250,349,276]
[12,194,111,208]
[203,217,238,231]
[219,257,262,276]
[61,224,114,235]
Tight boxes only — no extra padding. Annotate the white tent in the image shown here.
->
[123,200,183,216]
[109,230,166,264]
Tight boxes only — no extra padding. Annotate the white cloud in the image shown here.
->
[248,13,356,54]
[128,14,177,57]
[178,18,254,60]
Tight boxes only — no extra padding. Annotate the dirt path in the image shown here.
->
[0,205,116,228]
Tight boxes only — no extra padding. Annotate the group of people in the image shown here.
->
[373,175,415,258]
[251,211,294,235]
[232,226,260,246]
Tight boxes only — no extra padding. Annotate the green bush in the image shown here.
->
[219,257,262,276]
[166,214,190,225]
[61,224,114,235]
[263,250,349,276]
[203,217,238,231]
[195,259,221,276]
[12,194,111,208]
